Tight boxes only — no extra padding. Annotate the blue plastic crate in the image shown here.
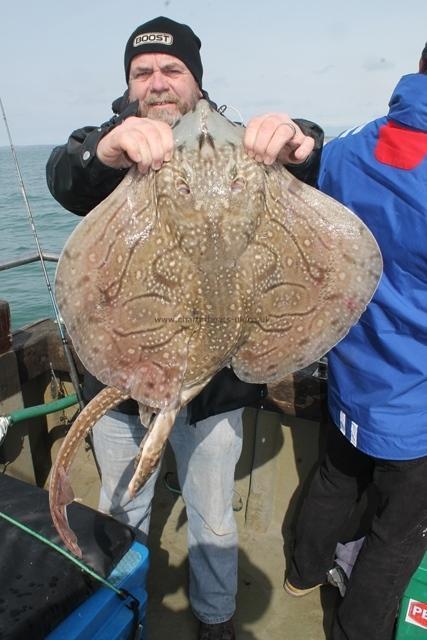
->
[47,541,149,640]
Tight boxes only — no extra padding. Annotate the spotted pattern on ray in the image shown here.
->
[51,101,382,555]
[56,101,382,408]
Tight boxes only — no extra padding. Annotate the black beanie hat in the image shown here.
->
[124,17,203,87]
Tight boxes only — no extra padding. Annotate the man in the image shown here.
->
[47,17,323,640]
[284,44,427,640]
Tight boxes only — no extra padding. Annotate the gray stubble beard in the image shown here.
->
[138,88,201,126]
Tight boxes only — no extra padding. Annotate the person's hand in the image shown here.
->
[244,113,315,166]
[96,116,174,173]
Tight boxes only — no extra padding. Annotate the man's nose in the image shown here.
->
[150,71,169,92]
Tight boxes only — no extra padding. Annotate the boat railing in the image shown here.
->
[0,252,60,272]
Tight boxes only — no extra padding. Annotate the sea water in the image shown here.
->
[0,145,80,329]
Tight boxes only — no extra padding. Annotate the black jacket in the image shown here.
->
[46,91,324,422]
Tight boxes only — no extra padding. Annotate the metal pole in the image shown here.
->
[0,97,84,410]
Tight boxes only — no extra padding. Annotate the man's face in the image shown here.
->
[128,52,202,125]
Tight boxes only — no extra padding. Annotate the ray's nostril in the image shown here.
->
[231,178,245,193]
[175,178,191,195]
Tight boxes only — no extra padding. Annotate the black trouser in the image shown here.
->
[287,421,427,640]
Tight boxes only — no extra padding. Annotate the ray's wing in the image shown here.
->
[55,167,196,408]
[232,166,383,383]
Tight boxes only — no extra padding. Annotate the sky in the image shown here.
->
[1,0,427,146]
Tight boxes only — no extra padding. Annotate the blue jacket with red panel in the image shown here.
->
[318,73,427,459]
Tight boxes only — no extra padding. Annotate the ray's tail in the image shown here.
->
[49,386,129,557]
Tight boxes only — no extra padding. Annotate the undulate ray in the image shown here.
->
[50,100,382,555]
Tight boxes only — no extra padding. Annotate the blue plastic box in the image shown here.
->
[47,541,149,640]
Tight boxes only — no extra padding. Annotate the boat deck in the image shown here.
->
[55,410,339,640]
[0,315,339,639]
[145,470,340,639]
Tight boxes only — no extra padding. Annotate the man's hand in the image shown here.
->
[244,113,315,166]
[96,116,174,173]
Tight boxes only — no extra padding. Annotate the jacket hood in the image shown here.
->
[388,73,427,131]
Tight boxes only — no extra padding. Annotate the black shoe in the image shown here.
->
[198,619,235,640]
[327,563,349,597]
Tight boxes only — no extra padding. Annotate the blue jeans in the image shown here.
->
[92,407,243,624]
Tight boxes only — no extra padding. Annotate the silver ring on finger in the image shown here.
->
[277,121,297,139]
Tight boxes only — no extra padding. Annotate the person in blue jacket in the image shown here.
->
[284,43,427,640]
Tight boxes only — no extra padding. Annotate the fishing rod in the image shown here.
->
[0,97,84,410]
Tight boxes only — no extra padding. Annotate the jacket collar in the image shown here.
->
[111,90,139,117]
